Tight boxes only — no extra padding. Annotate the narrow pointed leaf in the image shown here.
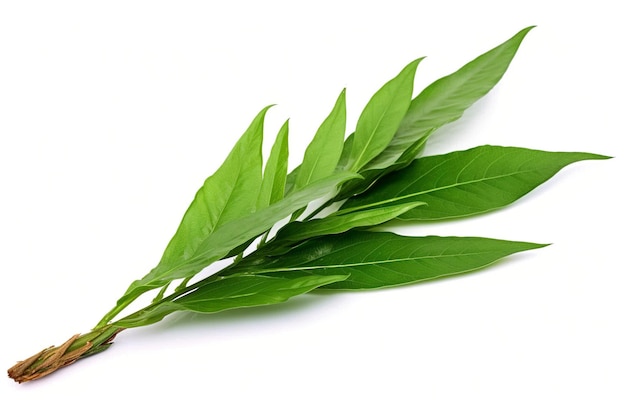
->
[335,132,354,172]
[233,231,547,290]
[283,164,299,197]
[333,129,434,200]
[159,106,270,267]
[116,274,347,328]
[116,171,360,307]
[178,274,347,312]
[257,120,289,210]
[341,146,610,220]
[273,202,425,245]
[391,27,534,154]
[347,58,423,171]
[294,89,346,190]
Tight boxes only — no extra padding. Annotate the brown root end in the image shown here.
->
[9,334,99,383]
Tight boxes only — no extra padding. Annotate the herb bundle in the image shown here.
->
[8,27,609,383]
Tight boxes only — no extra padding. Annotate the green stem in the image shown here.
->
[95,300,135,329]
[111,271,226,328]
[8,225,316,383]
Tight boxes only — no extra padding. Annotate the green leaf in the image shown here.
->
[335,132,354,172]
[347,58,423,171]
[341,146,611,220]
[115,171,360,310]
[392,27,534,153]
[116,274,348,328]
[232,231,547,290]
[158,106,270,268]
[272,202,425,246]
[283,164,299,197]
[294,89,346,190]
[314,28,533,201]
[177,274,347,312]
[333,128,434,200]
[257,120,289,210]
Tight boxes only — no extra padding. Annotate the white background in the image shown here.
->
[1,1,624,416]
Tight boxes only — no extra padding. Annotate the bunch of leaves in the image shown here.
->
[8,26,609,383]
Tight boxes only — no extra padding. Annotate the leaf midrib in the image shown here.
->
[344,167,536,213]
[353,110,389,170]
[254,250,508,273]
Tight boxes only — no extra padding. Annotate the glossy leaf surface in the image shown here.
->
[159,107,270,268]
[333,129,434,200]
[257,120,289,209]
[272,201,425,245]
[116,171,360,308]
[233,231,546,290]
[342,146,610,220]
[347,59,422,171]
[294,89,346,190]
[117,274,347,328]
[391,26,534,157]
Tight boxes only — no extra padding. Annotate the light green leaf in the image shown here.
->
[333,129,434,200]
[347,58,423,171]
[294,89,346,190]
[232,231,547,290]
[116,274,347,328]
[341,146,610,220]
[335,132,354,172]
[283,164,299,197]
[113,171,360,312]
[257,120,289,210]
[159,106,270,267]
[391,27,534,155]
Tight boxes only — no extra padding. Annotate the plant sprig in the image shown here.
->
[8,26,609,383]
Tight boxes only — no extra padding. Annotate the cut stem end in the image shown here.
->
[8,326,123,383]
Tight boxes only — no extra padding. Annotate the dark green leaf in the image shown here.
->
[116,274,347,328]
[391,27,534,154]
[341,146,610,220]
[233,231,547,290]
[273,202,425,246]
[178,275,346,312]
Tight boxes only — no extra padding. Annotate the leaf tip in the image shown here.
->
[405,56,425,73]
[517,25,536,39]
[260,104,277,116]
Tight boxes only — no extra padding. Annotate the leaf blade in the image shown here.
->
[159,106,270,267]
[294,89,346,190]
[347,58,423,171]
[392,26,534,154]
[233,231,547,290]
[115,274,347,328]
[341,146,610,220]
[273,201,425,245]
[118,171,361,304]
[333,128,435,200]
[176,274,346,313]
[257,119,289,210]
